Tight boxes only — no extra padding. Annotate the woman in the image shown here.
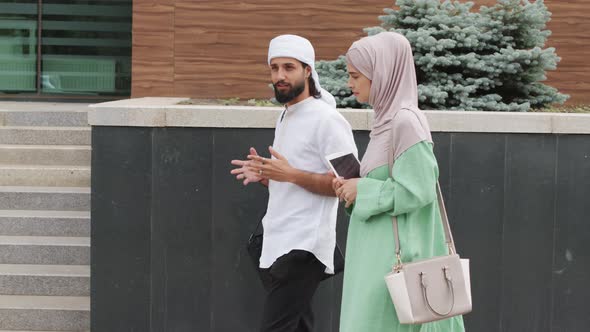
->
[334,32,465,332]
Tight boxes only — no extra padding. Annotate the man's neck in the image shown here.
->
[286,90,311,107]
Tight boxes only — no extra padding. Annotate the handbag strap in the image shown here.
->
[387,121,456,263]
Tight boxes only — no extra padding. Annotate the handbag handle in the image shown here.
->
[421,268,456,316]
[387,117,456,268]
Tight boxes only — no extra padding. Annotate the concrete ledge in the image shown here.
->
[87,97,188,127]
[89,97,590,134]
[166,105,281,128]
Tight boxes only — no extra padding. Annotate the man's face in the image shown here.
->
[270,57,308,104]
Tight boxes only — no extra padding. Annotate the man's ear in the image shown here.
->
[305,66,312,78]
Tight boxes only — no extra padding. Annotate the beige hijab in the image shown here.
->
[346,32,432,176]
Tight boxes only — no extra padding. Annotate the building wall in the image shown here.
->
[132,0,590,104]
[91,126,590,332]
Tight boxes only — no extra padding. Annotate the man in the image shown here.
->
[230,35,357,332]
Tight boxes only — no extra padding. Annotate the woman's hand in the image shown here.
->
[335,178,360,208]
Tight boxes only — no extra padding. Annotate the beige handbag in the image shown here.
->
[384,132,472,324]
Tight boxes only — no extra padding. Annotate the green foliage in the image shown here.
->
[536,105,590,113]
[317,0,568,111]
[220,97,241,106]
[247,98,278,107]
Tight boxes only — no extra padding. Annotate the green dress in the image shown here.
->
[339,141,465,332]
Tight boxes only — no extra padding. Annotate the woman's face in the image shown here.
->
[347,63,371,104]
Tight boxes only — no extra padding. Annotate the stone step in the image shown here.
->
[0,236,90,266]
[0,295,89,331]
[0,186,90,211]
[0,165,90,187]
[0,264,89,296]
[0,127,90,145]
[0,102,89,113]
[0,110,88,127]
[0,236,90,265]
[0,330,88,332]
[0,330,87,332]
[0,210,90,237]
[0,144,90,166]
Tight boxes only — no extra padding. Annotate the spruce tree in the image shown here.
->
[317,0,568,111]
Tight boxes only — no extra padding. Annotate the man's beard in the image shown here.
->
[273,78,306,104]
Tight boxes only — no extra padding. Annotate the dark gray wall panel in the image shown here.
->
[553,135,590,332]
[210,129,271,332]
[91,127,153,332]
[432,133,451,195]
[501,134,556,332]
[150,128,214,332]
[449,133,506,332]
[91,127,590,332]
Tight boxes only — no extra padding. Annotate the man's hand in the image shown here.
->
[246,146,337,197]
[230,147,267,186]
[332,174,343,193]
[247,146,296,183]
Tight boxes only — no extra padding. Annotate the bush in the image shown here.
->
[317,0,568,111]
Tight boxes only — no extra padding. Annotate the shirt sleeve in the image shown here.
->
[352,141,438,221]
[316,111,358,170]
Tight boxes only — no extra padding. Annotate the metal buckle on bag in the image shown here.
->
[393,252,403,272]
[448,243,456,255]
[420,272,428,288]
[443,266,452,281]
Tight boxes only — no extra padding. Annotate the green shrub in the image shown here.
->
[317,0,568,111]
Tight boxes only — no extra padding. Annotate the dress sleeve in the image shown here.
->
[352,141,438,221]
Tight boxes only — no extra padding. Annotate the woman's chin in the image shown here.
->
[355,96,367,104]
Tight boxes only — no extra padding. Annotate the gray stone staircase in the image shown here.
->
[0,102,90,331]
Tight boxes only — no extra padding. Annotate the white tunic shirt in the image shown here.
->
[260,97,358,273]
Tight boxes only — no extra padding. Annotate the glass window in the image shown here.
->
[0,0,131,97]
[0,0,38,93]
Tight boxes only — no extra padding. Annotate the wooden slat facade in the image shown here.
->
[132,0,590,104]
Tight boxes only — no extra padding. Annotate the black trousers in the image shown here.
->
[258,250,326,332]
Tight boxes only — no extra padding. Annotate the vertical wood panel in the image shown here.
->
[544,0,590,104]
[132,2,175,96]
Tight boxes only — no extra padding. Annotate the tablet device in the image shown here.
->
[326,151,360,179]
